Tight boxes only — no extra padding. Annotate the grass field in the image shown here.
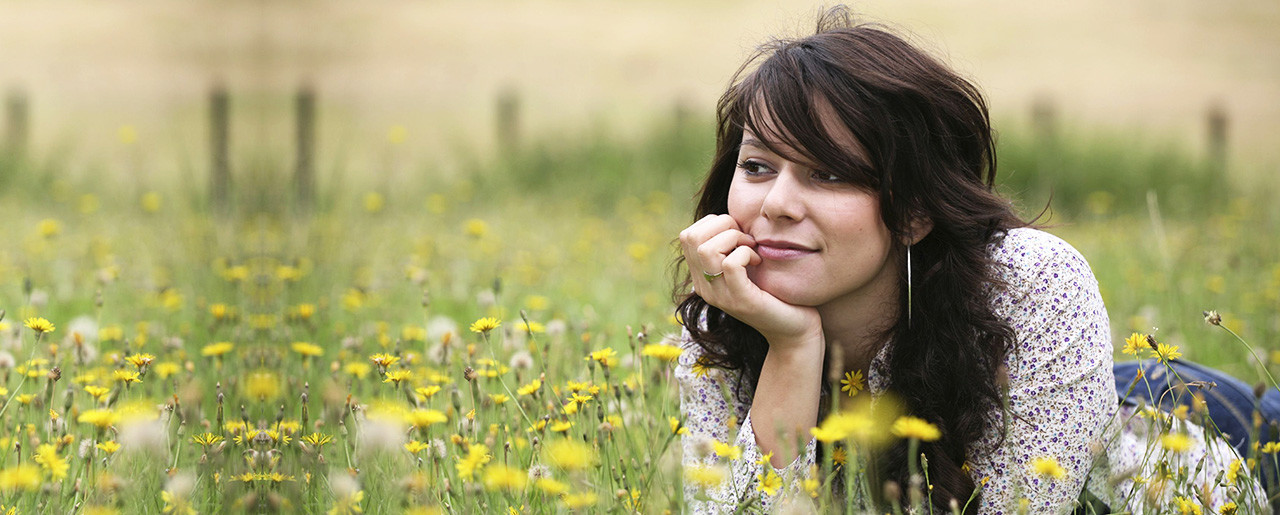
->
[1,112,1278,512]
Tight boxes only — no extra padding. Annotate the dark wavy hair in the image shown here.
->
[673,7,1027,512]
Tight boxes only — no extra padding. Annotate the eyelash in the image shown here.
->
[738,160,843,183]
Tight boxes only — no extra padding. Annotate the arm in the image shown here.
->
[967,231,1114,514]
[677,331,821,513]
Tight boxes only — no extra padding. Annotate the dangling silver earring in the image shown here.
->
[906,243,913,328]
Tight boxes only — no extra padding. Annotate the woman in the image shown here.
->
[674,7,1269,513]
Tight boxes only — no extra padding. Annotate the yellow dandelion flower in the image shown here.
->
[489,394,510,405]
[549,420,573,432]
[641,343,684,362]
[0,464,42,491]
[1030,456,1066,480]
[369,353,400,368]
[404,409,448,429]
[684,464,728,490]
[469,317,501,334]
[1262,442,1280,454]
[405,441,431,454]
[125,353,154,369]
[1173,496,1202,515]
[1122,333,1148,356]
[415,385,442,399]
[192,432,223,447]
[154,362,180,379]
[831,446,847,466]
[840,370,865,397]
[712,441,742,461]
[756,470,782,496]
[535,477,569,495]
[24,317,55,334]
[669,416,688,435]
[34,443,69,480]
[84,385,111,402]
[202,342,234,357]
[585,348,618,368]
[1150,342,1183,364]
[291,342,323,357]
[301,432,332,448]
[96,441,121,455]
[545,438,593,471]
[344,362,371,379]
[383,369,414,385]
[1220,501,1238,515]
[482,464,527,492]
[517,379,542,396]
[561,492,598,509]
[891,416,941,441]
[79,408,119,429]
[112,369,141,385]
[1161,433,1192,453]
[455,444,491,480]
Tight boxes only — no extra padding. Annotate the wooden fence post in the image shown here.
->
[496,87,519,157]
[1206,102,1228,173]
[295,84,316,210]
[210,84,230,212]
[4,89,28,158]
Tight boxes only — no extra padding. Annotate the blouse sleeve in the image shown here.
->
[675,329,817,513]
[966,231,1115,514]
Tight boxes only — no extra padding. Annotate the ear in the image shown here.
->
[903,216,933,245]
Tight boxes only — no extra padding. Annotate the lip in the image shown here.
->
[753,239,818,261]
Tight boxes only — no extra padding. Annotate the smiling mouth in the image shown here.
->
[754,240,818,261]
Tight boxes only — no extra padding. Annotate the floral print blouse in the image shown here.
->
[676,228,1266,514]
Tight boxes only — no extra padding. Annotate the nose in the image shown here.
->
[760,168,805,222]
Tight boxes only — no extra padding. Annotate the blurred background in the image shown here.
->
[2,0,1278,187]
[1,0,1278,374]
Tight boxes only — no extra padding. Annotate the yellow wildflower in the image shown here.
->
[482,464,527,492]
[840,370,865,397]
[24,317,55,334]
[96,441,121,455]
[154,362,181,379]
[404,409,448,429]
[891,416,941,441]
[669,416,688,435]
[469,317,501,334]
[684,465,728,490]
[369,353,400,368]
[405,441,431,454]
[192,433,223,448]
[125,353,155,369]
[549,420,573,432]
[561,492,598,509]
[415,385,442,399]
[0,464,41,491]
[1150,342,1183,364]
[79,409,119,429]
[34,443,69,480]
[383,369,414,385]
[756,470,782,496]
[545,438,593,471]
[535,477,569,495]
[585,348,619,368]
[301,433,333,448]
[1161,433,1193,453]
[517,379,542,396]
[455,444,491,480]
[201,342,234,357]
[1122,333,1147,356]
[113,369,141,385]
[1030,456,1066,480]
[641,343,684,362]
[291,342,323,357]
[712,441,742,461]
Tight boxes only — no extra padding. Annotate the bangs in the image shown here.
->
[734,45,880,190]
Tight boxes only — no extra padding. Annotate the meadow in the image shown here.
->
[0,113,1278,513]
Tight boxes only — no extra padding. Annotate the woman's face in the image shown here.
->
[726,112,899,311]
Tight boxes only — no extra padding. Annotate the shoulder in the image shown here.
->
[988,227,1098,295]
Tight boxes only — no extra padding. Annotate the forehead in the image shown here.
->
[743,93,868,161]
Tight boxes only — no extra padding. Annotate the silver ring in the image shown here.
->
[702,270,724,282]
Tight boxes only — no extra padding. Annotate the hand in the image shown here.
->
[679,214,823,347]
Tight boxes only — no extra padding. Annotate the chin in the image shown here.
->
[754,276,821,307]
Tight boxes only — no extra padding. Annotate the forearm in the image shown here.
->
[748,337,825,469]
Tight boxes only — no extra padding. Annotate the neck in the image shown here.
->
[818,267,901,374]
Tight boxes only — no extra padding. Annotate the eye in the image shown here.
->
[811,170,843,183]
[736,159,773,176]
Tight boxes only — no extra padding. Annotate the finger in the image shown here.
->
[720,245,762,298]
[679,214,739,249]
[696,230,756,272]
